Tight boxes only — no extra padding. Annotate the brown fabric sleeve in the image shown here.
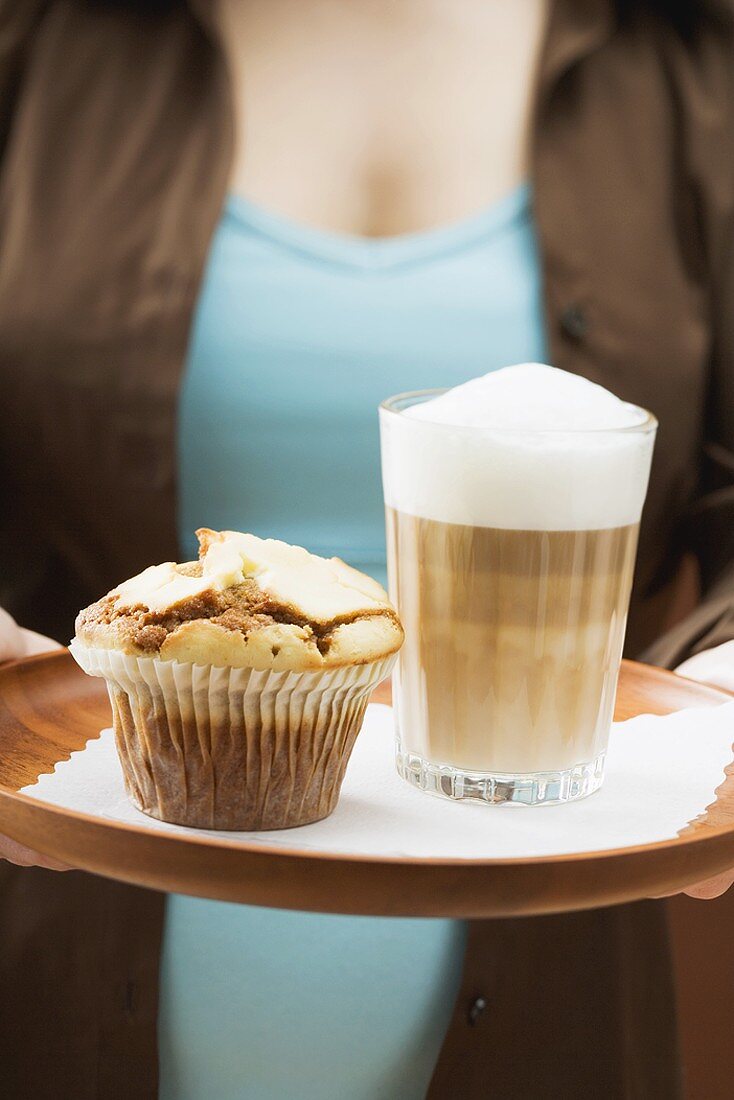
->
[641,567,734,668]
[0,1,49,152]
[641,20,734,669]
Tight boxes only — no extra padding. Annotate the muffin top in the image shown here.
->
[74,529,404,671]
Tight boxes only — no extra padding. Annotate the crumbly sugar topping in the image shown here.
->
[75,531,401,662]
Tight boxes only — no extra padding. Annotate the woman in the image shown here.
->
[0,1,733,1097]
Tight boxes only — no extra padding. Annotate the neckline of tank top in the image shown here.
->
[223,183,531,272]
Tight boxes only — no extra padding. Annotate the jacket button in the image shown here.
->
[468,996,488,1026]
[560,303,589,341]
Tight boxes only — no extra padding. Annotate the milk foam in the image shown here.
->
[380,364,656,531]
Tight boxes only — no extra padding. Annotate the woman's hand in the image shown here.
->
[676,639,734,694]
[0,605,61,661]
[0,606,68,870]
[0,834,69,871]
[674,642,734,899]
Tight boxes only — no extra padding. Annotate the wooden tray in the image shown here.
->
[0,651,732,918]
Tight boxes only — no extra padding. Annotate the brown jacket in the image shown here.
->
[0,1,732,1097]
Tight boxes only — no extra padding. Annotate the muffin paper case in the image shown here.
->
[69,641,396,831]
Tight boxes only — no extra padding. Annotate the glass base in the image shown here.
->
[396,746,606,806]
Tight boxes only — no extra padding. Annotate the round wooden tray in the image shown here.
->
[0,651,732,918]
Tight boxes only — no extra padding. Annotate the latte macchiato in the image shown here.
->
[380,364,657,805]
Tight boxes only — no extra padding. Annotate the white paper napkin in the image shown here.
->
[22,701,734,860]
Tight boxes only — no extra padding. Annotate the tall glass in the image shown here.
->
[380,391,657,805]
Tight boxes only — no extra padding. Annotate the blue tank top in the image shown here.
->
[161,185,547,1100]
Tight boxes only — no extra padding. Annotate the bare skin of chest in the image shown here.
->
[218,0,549,236]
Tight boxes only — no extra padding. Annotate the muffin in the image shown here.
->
[70,529,403,830]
